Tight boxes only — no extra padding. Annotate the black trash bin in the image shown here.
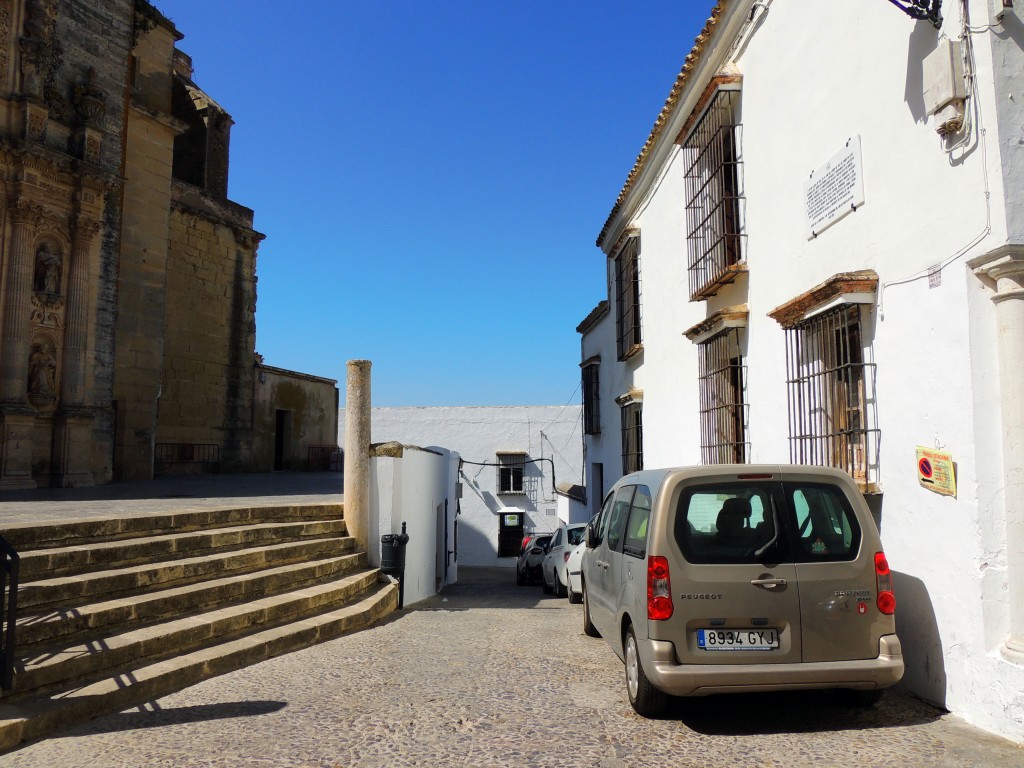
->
[380,523,410,607]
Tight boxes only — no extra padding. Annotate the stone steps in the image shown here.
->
[0,501,396,751]
[0,582,397,751]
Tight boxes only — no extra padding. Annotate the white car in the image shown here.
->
[565,536,586,604]
[541,523,587,597]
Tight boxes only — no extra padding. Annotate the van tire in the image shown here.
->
[582,582,600,637]
[625,625,668,717]
[840,688,884,707]
[555,575,568,598]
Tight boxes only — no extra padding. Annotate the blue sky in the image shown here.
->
[156,1,712,407]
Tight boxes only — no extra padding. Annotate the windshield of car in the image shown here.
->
[566,527,585,546]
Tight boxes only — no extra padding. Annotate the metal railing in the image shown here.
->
[0,537,19,692]
[154,443,220,465]
[307,445,342,471]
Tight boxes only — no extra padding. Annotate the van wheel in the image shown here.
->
[568,586,582,605]
[516,567,526,586]
[625,626,668,717]
[582,582,600,637]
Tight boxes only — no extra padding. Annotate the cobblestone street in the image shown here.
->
[1,567,1020,768]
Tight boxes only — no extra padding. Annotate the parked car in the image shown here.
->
[541,523,587,597]
[565,533,586,603]
[580,464,904,717]
[516,533,552,585]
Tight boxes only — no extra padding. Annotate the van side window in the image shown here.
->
[550,528,562,547]
[622,485,651,559]
[787,484,861,561]
[606,486,635,553]
[592,492,615,546]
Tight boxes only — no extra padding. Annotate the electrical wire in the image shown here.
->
[459,457,557,498]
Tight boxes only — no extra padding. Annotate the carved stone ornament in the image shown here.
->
[27,340,57,398]
[33,242,62,295]
[26,106,47,141]
[73,68,107,126]
[84,134,101,163]
[30,292,64,328]
[71,214,101,243]
[9,198,45,227]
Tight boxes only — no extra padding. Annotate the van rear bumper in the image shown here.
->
[642,634,904,696]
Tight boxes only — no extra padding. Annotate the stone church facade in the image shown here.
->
[0,0,337,488]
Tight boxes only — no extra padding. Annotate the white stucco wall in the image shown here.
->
[341,405,583,568]
[581,0,1024,742]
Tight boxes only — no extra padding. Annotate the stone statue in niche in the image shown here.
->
[33,243,61,294]
[28,342,57,396]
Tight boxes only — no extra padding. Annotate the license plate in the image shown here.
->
[697,628,779,651]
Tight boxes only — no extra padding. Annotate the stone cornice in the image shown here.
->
[683,304,748,343]
[768,270,879,329]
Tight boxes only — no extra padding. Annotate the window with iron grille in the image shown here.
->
[783,304,880,489]
[620,402,643,475]
[615,236,642,360]
[697,328,748,464]
[582,362,601,435]
[683,88,745,300]
[496,452,526,495]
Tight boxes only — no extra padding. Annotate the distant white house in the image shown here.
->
[339,405,585,568]
[578,0,1024,743]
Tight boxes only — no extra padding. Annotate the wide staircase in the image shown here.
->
[0,502,396,750]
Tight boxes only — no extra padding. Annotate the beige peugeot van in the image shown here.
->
[580,465,903,716]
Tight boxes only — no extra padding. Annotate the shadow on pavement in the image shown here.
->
[670,688,944,735]
[405,566,561,612]
[68,700,288,736]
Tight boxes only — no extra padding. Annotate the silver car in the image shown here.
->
[580,465,904,716]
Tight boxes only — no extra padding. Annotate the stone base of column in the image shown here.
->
[53,409,97,488]
[1001,637,1024,665]
[0,406,37,490]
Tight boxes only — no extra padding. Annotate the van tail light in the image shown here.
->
[874,552,896,615]
[648,556,673,621]
[564,552,571,563]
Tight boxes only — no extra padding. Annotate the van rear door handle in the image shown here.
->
[750,577,787,589]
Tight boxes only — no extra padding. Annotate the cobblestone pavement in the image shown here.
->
[1,567,1022,768]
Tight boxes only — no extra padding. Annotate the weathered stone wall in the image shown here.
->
[254,367,339,472]
[157,183,259,473]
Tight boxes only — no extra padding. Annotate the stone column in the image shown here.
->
[0,199,41,489]
[53,213,101,487]
[973,247,1024,661]
[344,359,372,552]
[1,200,42,402]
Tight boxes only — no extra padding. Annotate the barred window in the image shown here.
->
[683,87,745,300]
[697,329,748,464]
[620,402,643,475]
[615,236,642,360]
[783,304,879,489]
[496,452,526,495]
[582,362,601,435]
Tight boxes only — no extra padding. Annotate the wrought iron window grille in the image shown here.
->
[582,363,601,435]
[614,236,642,360]
[782,304,881,491]
[697,328,749,465]
[496,452,527,495]
[683,88,746,301]
[620,402,644,475]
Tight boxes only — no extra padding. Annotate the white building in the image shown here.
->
[578,0,1024,742]
[339,406,584,568]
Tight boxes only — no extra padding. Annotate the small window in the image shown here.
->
[615,236,642,360]
[496,452,526,495]
[697,328,748,464]
[582,362,601,435]
[620,402,643,475]
[622,485,652,559]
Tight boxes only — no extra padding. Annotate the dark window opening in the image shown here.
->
[697,328,748,464]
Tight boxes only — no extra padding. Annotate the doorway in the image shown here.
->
[274,409,291,470]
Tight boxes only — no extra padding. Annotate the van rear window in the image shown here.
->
[674,481,861,564]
